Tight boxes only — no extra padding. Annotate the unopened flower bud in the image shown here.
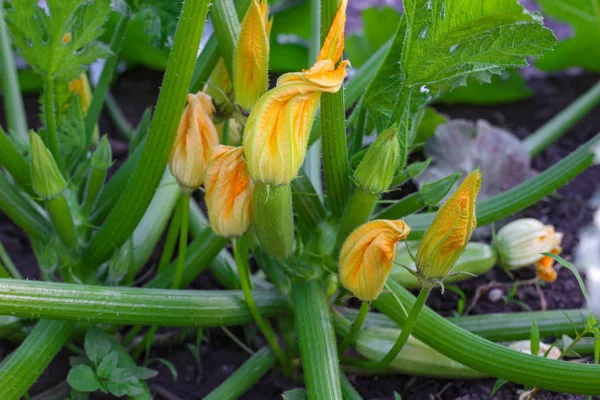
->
[204,58,234,121]
[243,0,349,186]
[30,131,67,200]
[354,125,400,194]
[233,0,271,110]
[169,92,220,191]
[339,219,411,301]
[415,170,481,284]
[69,73,93,115]
[91,135,112,170]
[205,146,253,237]
[494,218,562,283]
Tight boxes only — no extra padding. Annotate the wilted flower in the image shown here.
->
[169,92,220,191]
[494,218,563,283]
[233,0,272,110]
[354,125,400,194]
[415,170,481,284]
[243,0,349,185]
[339,219,411,301]
[205,146,253,237]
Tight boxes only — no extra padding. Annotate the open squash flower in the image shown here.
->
[233,0,272,111]
[243,0,349,186]
[494,218,563,283]
[339,219,411,301]
[415,170,481,285]
[204,146,253,238]
[169,92,220,192]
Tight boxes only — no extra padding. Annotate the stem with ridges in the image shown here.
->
[43,77,65,175]
[172,193,190,289]
[83,0,210,269]
[46,195,78,250]
[293,279,342,400]
[234,235,289,369]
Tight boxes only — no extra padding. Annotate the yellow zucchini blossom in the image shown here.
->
[69,73,93,114]
[169,92,220,191]
[205,146,253,238]
[243,0,349,186]
[415,170,482,284]
[339,219,411,301]
[233,0,272,110]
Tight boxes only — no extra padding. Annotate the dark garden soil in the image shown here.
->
[1,68,599,400]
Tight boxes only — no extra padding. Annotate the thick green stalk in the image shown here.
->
[0,279,287,327]
[337,189,378,248]
[524,81,600,156]
[0,173,52,240]
[46,195,78,250]
[338,301,369,353]
[234,236,288,367]
[293,279,342,400]
[0,320,74,400]
[0,126,33,196]
[374,280,600,395]
[320,1,349,218]
[43,77,65,174]
[84,13,131,143]
[341,308,590,342]
[83,0,210,269]
[404,134,599,238]
[172,193,190,289]
[0,2,28,147]
[203,347,276,400]
[82,167,107,214]
[210,0,246,75]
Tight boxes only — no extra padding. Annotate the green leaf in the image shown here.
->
[107,368,144,397]
[413,107,447,147]
[419,172,462,206]
[96,350,119,380]
[282,388,308,400]
[68,390,89,400]
[346,7,402,68]
[6,0,112,81]
[531,319,540,356]
[67,365,100,393]
[132,1,181,49]
[148,358,177,380]
[545,253,590,302]
[536,0,600,72]
[394,392,402,400]
[84,326,113,366]
[491,378,508,396]
[438,70,532,105]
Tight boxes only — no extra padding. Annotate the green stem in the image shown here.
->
[337,188,378,248]
[338,301,369,353]
[172,193,190,289]
[157,197,182,273]
[105,92,132,140]
[343,287,431,370]
[293,279,342,400]
[290,170,327,234]
[189,35,220,93]
[0,172,52,240]
[374,280,600,395]
[524,81,600,156]
[0,126,32,196]
[85,13,131,143]
[203,347,276,400]
[46,195,78,250]
[0,279,287,327]
[82,167,107,214]
[340,373,364,400]
[0,320,74,400]
[0,2,28,148]
[210,0,247,75]
[233,235,288,368]
[404,133,599,238]
[83,0,210,269]
[43,77,65,175]
[0,241,22,279]
[320,0,350,218]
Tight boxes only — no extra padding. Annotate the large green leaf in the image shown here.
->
[536,0,600,72]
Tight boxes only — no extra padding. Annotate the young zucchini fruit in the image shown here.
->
[392,241,497,288]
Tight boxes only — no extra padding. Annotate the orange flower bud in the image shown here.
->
[205,146,253,237]
[69,73,93,114]
[169,92,220,191]
[233,0,271,110]
[339,219,411,301]
[243,0,349,185]
[415,170,482,284]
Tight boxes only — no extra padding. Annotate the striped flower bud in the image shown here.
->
[233,0,272,110]
[243,0,349,186]
[30,131,67,200]
[354,125,400,194]
[415,170,481,284]
[205,146,253,237]
[339,219,411,301]
[169,92,220,191]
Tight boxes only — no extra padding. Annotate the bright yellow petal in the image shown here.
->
[317,0,347,63]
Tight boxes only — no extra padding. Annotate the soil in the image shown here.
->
[1,67,599,400]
